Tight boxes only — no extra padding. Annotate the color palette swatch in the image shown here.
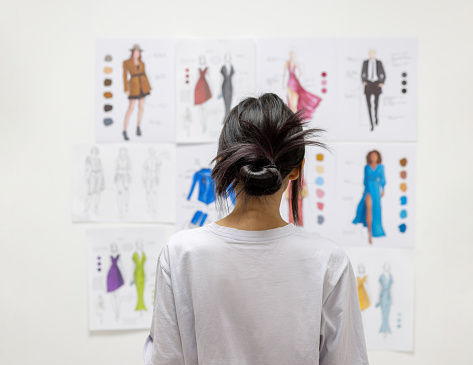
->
[102,55,114,127]
[399,157,408,233]
[315,152,325,225]
[321,71,327,94]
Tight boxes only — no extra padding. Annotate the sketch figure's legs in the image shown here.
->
[199,105,207,133]
[93,193,101,214]
[365,93,374,131]
[365,193,373,244]
[137,97,145,129]
[111,292,120,320]
[373,93,380,125]
[124,99,137,131]
[124,188,129,213]
[287,87,299,113]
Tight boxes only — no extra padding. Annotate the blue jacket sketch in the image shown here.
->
[353,164,386,237]
[187,168,215,205]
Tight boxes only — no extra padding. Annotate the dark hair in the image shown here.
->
[366,150,382,164]
[211,93,327,225]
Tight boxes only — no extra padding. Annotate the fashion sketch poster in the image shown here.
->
[335,38,417,141]
[176,39,256,143]
[95,39,175,143]
[72,143,176,223]
[87,226,173,331]
[344,247,414,352]
[333,143,416,248]
[257,38,337,134]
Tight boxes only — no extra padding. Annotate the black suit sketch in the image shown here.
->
[221,65,234,122]
[361,59,386,130]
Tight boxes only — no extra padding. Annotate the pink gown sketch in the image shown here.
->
[287,63,321,120]
[194,67,212,105]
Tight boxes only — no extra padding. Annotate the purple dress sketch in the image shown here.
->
[107,255,124,292]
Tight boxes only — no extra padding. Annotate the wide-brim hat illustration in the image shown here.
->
[130,44,144,52]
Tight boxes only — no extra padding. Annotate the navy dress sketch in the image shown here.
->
[221,65,234,120]
[353,164,386,237]
[375,273,393,334]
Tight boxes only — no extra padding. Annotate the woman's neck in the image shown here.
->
[216,189,288,231]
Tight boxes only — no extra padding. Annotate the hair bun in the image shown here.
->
[238,164,283,196]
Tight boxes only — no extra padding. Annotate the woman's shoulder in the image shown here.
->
[292,228,350,260]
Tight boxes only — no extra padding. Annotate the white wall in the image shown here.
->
[1,0,472,364]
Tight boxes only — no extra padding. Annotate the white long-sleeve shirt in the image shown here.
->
[144,223,369,365]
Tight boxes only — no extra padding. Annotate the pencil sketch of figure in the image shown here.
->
[84,146,105,215]
[361,49,386,131]
[95,295,105,324]
[376,262,393,336]
[221,52,234,122]
[142,147,162,215]
[194,55,212,133]
[115,147,132,216]
[107,243,125,320]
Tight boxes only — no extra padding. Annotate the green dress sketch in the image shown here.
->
[133,252,147,311]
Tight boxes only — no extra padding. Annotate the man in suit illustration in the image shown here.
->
[361,49,386,131]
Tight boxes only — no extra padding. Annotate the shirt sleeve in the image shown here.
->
[319,260,370,365]
[143,247,185,365]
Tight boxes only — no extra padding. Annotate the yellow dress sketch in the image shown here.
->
[133,252,147,311]
[357,275,370,311]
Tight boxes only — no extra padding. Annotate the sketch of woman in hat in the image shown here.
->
[122,44,152,141]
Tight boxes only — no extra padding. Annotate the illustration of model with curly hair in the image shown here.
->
[282,51,322,120]
[353,150,386,244]
[122,44,151,141]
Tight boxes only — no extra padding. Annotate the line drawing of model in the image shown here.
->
[84,146,105,215]
[353,150,386,244]
[376,262,393,335]
[95,295,105,324]
[115,147,132,216]
[194,55,212,134]
[221,52,234,122]
[361,49,386,131]
[356,263,370,311]
[123,44,152,141]
[282,51,322,120]
[107,242,125,320]
[132,240,147,312]
[142,147,162,216]
[286,175,308,226]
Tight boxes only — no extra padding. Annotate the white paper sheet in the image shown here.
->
[335,38,418,141]
[95,39,175,143]
[176,39,256,143]
[333,143,416,248]
[72,143,176,223]
[343,247,414,352]
[257,38,337,133]
[87,226,173,331]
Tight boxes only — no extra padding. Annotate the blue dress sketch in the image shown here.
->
[375,273,393,334]
[353,164,386,237]
[187,168,215,205]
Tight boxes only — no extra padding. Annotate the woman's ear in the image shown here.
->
[288,158,305,181]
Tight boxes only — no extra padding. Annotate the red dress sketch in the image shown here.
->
[194,67,212,105]
[287,63,321,120]
[287,176,308,226]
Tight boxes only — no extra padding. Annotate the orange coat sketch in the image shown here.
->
[123,59,151,99]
